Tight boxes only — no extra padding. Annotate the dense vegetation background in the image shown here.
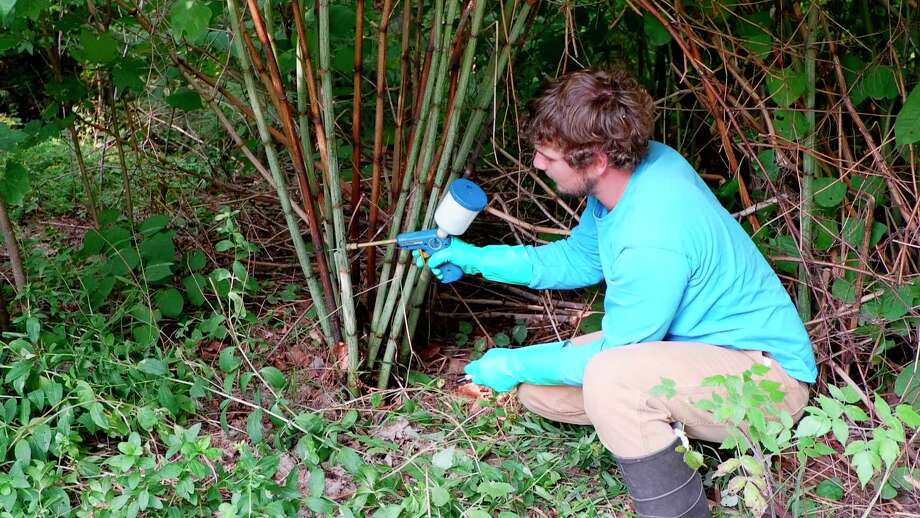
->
[0,0,919,516]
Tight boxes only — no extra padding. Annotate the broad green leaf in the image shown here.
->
[143,263,174,283]
[477,481,514,499]
[813,177,847,208]
[766,66,807,108]
[185,249,207,271]
[170,0,212,42]
[165,88,204,111]
[76,29,120,64]
[113,58,147,93]
[813,218,838,251]
[643,13,671,46]
[851,450,875,487]
[579,313,602,333]
[735,11,772,58]
[139,214,170,236]
[136,406,158,431]
[31,423,52,453]
[773,109,811,140]
[831,419,849,445]
[895,85,920,146]
[155,288,184,318]
[140,232,175,263]
[841,54,868,106]
[183,274,207,306]
[0,160,30,205]
[755,150,780,181]
[844,405,869,421]
[894,362,919,407]
[895,404,920,427]
[0,121,25,151]
[107,247,140,276]
[795,415,829,437]
[879,438,899,467]
[815,478,844,501]
[259,366,287,390]
[335,447,363,475]
[133,323,158,347]
[219,347,241,373]
[15,438,31,464]
[138,358,167,376]
[0,0,16,18]
[88,402,109,429]
[862,65,898,100]
[430,485,450,507]
[247,408,263,443]
[432,446,455,469]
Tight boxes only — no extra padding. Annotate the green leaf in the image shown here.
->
[430,485,450,507]
[155,288,184,318]
[133,324,159,347]
[183,274,207,306]
[143,263,174,283]
[0,160,30,205]
[831,419,849,445]
[136,407,158,431]
[879,438,899,467]
[165,88,204,111]
[755,150,780,181]
[795,415,829,437]
[76,29,120,64]
[579,313,602,334]
[766,66,807,108]
[862,65,898,100]
[113,58,147,92]
[895,85,920,146]
[477,481,514,499]
[88,402,109,429]
[831,278,856,303]
[185,249,207,271]
[14,438,31,464]
[138,358,167,376]
[813,177,847,208]
[219,347,242,373]
[335,447,363,475]
[813,218,838,251]
[140,232,175,264]
[108,247,140,276]
[31,423,52,454]
[259,366,287,390]
[0,122,25,152]
[815,478,844,501]
[0,0,16,18]
[170,0,212,42]
[432,447,455,469]
[894,362,920,406]
[643,13,671,46]
[895,404,920,427]
[773,109,811,140]
[841,55,868,106]
[851,450,876,487]
[735,11,772,58]
[247,409,263,443]
[139,214,170,236]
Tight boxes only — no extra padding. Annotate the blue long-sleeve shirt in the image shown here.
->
[522,142,817,384]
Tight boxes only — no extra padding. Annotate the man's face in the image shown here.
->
[532,144,597,197]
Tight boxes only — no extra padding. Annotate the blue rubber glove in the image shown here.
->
[413,239,533,285]
[463,337,606,392]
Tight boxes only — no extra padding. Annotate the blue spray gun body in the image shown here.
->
[395,179,487,284]
[395,230,464,283]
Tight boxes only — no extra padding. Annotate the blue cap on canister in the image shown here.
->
[449,178,487,211]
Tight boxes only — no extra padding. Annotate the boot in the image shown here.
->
[615,438,710,518]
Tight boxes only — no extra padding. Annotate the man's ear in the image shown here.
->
[589,152,608,177]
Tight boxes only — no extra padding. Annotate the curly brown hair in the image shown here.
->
[523,69,655,171]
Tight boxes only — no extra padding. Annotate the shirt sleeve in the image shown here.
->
[552,247,691,385]
[526,201,604,290]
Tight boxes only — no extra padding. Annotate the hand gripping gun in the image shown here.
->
[349,179,487,284]
[397,179,487,283]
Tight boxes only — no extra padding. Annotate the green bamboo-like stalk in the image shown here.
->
[376,0,461,388]
[365,0,395,294]
[225,0,335,345]
[317,0,360,387]
[798,4,819,321]
[295,39,330,242]
[365,0,447,367]
[451,0,533,174]
[398,0,488,364]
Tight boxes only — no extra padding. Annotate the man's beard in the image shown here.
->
[559,173,598,198]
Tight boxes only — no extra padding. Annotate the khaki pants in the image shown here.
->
[517,332,810,458]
